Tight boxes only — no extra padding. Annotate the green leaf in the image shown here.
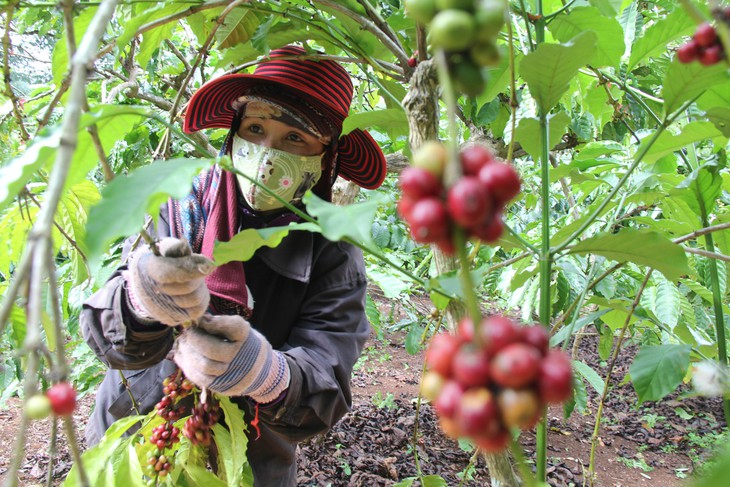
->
[0,132,58,213]
[662,62,729,117]
[705,107,730,137]
[304,192,386,246]
[574,140,624,161]
[85,158,215,267]
[588,0,622,17]
[477,53,516,104]
[567,229,691,281]
[405,324,424,355]
[213,222,320,265]
[640,121,725,164]
[67,105,164,190]
[690,442,730,487]
[549,7,625,67]
[367,268,412,298]
[422,475,448,487]
[628,9,695,70]
[341,109,408,138]
[216,396,250,486]
[673,164,723,218]
[520,31,597,112]
[572,360,604,396]
[629,344,691,404]
[551,310,611,347]
[137,22,175,70]
[118,2,191,48]
[653,276,680,329]
[514,111,570,162]
[598,325,614,360]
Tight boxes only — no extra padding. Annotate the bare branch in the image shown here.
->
[674,222,730,245]
[684,247,730,263]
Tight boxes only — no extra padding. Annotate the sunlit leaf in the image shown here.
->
[572,360,604,396]
[630,344,690,404]
[567,229,690,281]
[0,132,58,213]
[662,62,729,117]
[520,31,598,112]
[640,121,725,164]
[213,223,319,265]
[628,9,695,70]
[549,7,625,67]
[342,109,409,138]
[303,192,386,246]
[85,158,215,267]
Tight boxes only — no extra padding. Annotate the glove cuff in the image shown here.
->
[122,270,157,322]
[247,352,291,404]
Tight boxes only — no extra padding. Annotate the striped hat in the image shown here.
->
[184,45,386,189]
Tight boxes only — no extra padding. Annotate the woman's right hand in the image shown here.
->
[126,237,215,326]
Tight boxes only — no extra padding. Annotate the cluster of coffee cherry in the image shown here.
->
[421,315,573,451]
[397,141,520,255]
[182,398,222,447]
[677,22,726,65]
[405,0,507,96]
[144,371,194,481]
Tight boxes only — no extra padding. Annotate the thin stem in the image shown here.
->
[504,222,539,254]
[509,436,536,487]
[588,271,652,484]
[674,222,730,244]
[684,247,730,263]
[506,16,518,163]
[535,0,550,480]
[455,229,484,343]
[63,415,90,487]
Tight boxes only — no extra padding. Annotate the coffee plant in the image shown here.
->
[1,0,729,486]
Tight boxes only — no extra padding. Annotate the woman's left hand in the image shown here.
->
[173,314,290,403]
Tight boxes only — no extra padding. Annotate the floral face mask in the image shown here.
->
[231,134,323,212]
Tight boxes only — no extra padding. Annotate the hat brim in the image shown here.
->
[184,74,386,189]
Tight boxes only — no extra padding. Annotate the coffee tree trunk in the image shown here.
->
[402,60,521,487]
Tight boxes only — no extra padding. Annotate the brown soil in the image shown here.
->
[0,299,726,486]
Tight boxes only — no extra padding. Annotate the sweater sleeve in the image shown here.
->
[254,241,370,442]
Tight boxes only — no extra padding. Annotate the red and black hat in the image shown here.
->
[184,45,387,190]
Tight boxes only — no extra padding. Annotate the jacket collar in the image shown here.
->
[256,230,314,283]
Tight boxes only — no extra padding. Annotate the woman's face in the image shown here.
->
[237,117,325,157]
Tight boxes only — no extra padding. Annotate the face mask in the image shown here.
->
[231,135,323,212]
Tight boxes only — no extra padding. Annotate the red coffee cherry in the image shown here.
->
[490,343,542,388]
[477,162,521,205]
[447,176,493,227]
[434,380,465,418]
[478,315,521,356]
[452,343,492,388]
[694,23,718,48]
[469,214,504,243]
[425,332,463,377]
[522,325,550,356]
[538,350,573,403]
[46,382,77,416]
[699,44,724,65]
[460,144,495,176]
[456,387,501,437]
[399,166,442,200]
[677,41,699,63]
[408,197,450,243]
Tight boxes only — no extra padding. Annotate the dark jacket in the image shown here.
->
[80,210,370,485]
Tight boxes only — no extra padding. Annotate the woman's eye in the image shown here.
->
[246,123,264,135]
[287,134,305,143]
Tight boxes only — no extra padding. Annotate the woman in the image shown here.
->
[81,45,387,485]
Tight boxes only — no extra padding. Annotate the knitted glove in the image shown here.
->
[173,314,290,404]
[126,237,215,326]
